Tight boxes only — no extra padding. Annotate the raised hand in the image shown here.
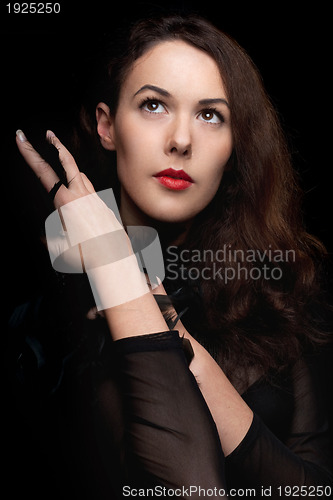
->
[16,130,149,310]
[16,129,95,208]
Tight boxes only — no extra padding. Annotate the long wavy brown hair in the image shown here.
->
[74,14,332,381]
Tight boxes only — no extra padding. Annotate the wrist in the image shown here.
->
[103,292,169,340]
[87,253,149,311]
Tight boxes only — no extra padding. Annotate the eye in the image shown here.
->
[198,109,224,124]
[140,98,166,114]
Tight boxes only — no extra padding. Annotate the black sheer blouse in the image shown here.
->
[6,279,333,500]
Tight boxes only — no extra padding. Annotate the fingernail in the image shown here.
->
[16,129,27,142]
[46,130,56,142]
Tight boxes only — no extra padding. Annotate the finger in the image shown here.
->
[16,129,60,191]
[46,130,85,190]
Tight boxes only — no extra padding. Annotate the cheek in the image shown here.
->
[200,133,233,182]
[113,119,139,162]
[114,115,162,164]
[212,129,233,162]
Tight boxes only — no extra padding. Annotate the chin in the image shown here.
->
[144,204,199,225]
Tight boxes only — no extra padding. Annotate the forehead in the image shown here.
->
[121,40,226,99]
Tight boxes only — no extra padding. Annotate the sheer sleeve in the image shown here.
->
[225,356,333,498]
[114,330,227,496]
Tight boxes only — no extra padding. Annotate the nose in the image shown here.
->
[165,115,192,158]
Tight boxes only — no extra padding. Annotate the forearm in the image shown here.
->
[104,292,168,340]
[184,331,253,457]
[87,255,167,339]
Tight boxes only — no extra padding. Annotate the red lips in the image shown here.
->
[154,168,194,191]
[154,168,193,182]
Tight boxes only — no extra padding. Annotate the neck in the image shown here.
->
[119,188,191,247]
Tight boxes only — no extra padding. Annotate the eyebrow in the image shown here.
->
[199,98,229,108]
[133,84,230,108]
[133,84,171,98]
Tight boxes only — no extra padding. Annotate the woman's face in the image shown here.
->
[97,40,233,226]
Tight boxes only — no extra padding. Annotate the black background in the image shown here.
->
[2,1,332,496]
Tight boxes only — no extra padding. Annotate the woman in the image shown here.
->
[12,13,332,499]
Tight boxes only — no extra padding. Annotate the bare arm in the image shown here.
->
[186,334,253,456]
[152,281,253,457]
